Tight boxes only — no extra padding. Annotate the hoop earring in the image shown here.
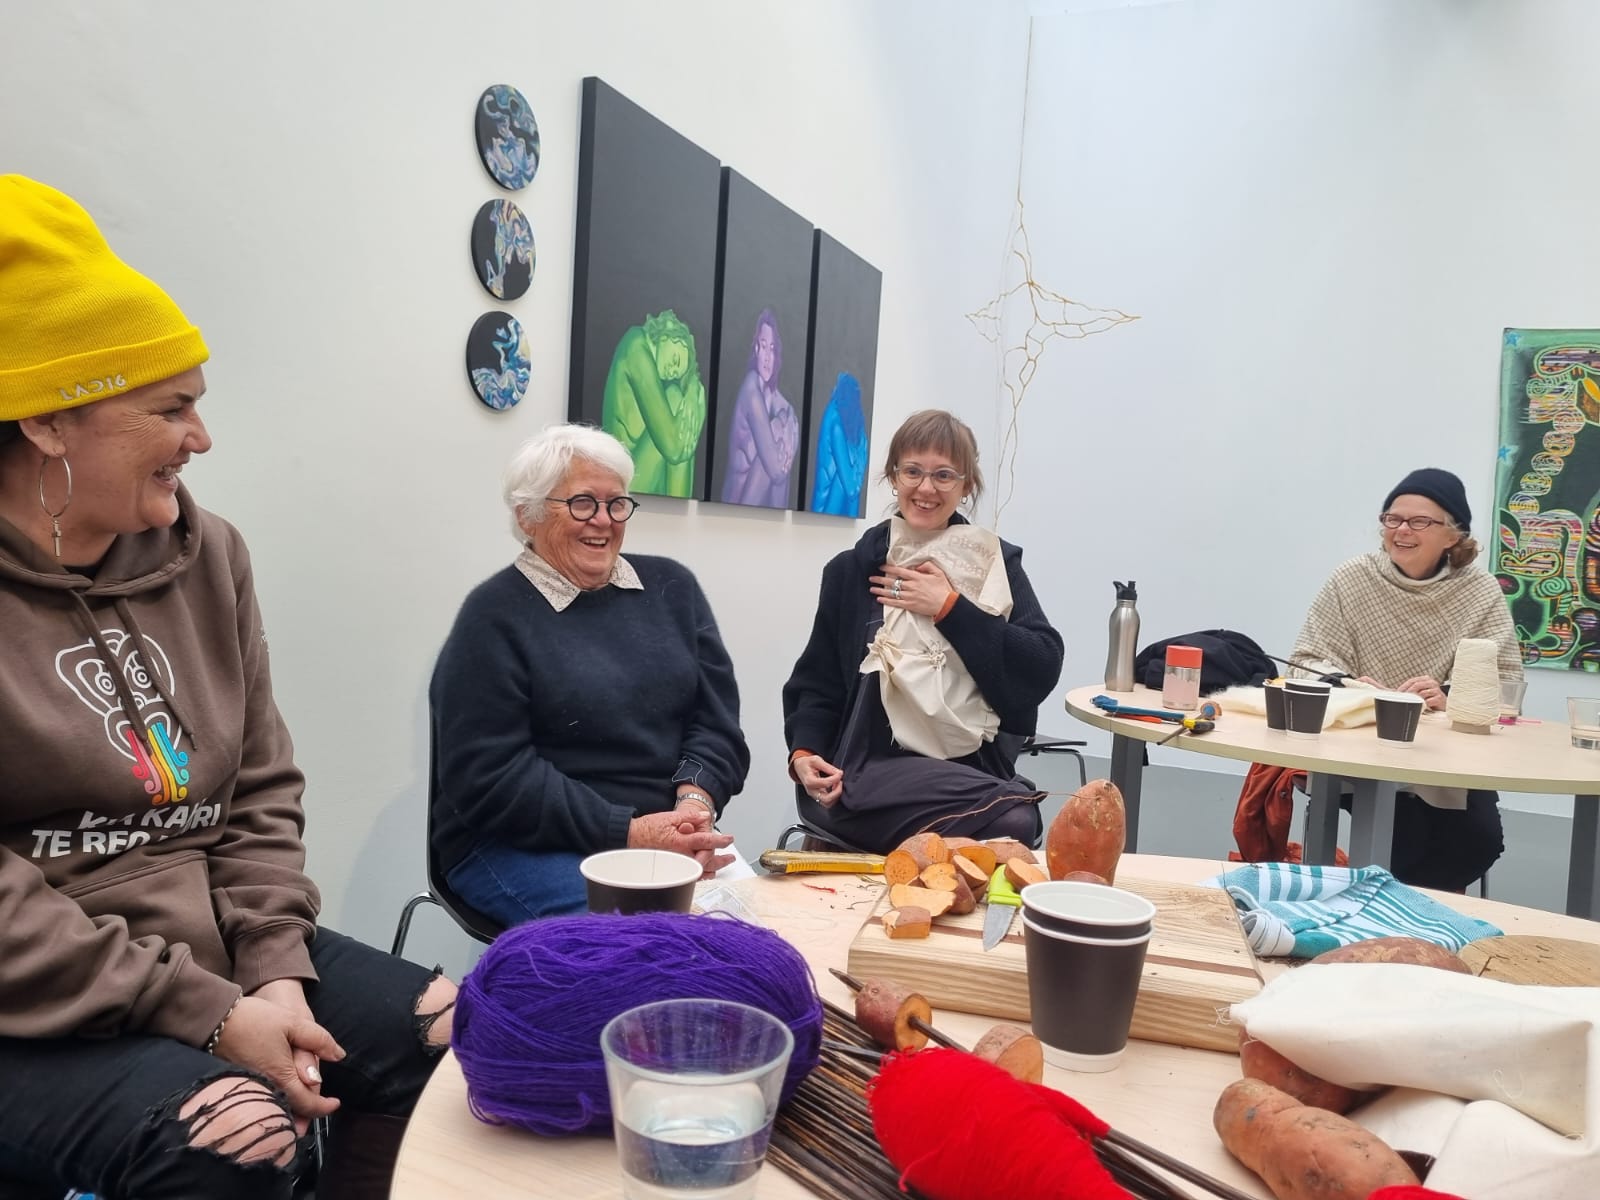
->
[38,454,72,560]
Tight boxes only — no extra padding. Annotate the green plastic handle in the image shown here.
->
[987,865,1022,908]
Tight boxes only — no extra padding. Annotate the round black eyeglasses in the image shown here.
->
[548,494,641,522]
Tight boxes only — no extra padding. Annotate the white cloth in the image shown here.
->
[859,517,1012,759]
[1231,963,1600,1198]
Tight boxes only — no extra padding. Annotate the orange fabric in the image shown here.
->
[787,747,815,784]
[1229,762,1349,866]
[932,590,960,622]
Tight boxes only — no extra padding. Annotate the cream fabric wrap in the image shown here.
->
[1231,963,1600,1199]
[859,517,1012,759]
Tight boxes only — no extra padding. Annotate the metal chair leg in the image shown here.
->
[391,892,439,957]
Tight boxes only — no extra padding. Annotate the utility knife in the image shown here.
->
[981,865,1022,951]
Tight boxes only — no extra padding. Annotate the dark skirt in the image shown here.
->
[797,680,1044,854]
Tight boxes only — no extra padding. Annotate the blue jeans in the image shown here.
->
[445,844,589,925]
[0,928,441,1200]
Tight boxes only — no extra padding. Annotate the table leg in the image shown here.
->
[1303,773,1341,865]
[1345,779,1397,870]
[1566,794,1600,920]
[1108,732,1144,853]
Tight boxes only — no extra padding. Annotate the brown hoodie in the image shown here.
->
[0,484,318,1046]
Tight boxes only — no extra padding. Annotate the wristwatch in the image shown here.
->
[677,790,714,816]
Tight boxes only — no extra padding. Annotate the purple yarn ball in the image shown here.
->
[451,911,824,1135]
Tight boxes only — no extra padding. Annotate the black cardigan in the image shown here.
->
[781,516,1064,777]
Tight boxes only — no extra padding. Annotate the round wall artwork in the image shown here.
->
[471,198,535,301]
[465,311,530,411]
[476,84,540,190]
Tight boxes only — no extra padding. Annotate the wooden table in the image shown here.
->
[1065,684,1600,919]
[389,855,1600,1199]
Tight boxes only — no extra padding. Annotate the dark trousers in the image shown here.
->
[1340,788,1504,891]
[0,928,441,1200]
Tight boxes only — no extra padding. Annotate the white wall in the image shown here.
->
[3,0,1032,966]
[980,0,1600,815]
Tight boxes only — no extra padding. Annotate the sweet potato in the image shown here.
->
[918,861,958,891]
[947,874,977,916]
[1214,1079,1420,1200]
[888,883,955,918]
[883,832,950,887]
[855,979,931,1051]
[884,907,932,939]
[983,839,1037,867]
[1045,779,1125,884]
[953,842,998,877]
[1238,1031,1364,1114]
[972,1024,1044,1084]
[1058,870,1110,885]
[1003,858,1048,890]
[1310,937,1470,973]
[951,854,990,893]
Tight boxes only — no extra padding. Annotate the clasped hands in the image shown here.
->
[1356,674,1447,710]
[627,796,734,879]
[217,978,345,1135]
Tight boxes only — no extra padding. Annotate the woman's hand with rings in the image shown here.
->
[1397,676,1447,710]
[871,561,954,618]
[793,753,844,807]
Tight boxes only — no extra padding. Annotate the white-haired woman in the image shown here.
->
[430,424,749,922]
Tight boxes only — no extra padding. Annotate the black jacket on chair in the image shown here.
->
[1134,629,1276,695]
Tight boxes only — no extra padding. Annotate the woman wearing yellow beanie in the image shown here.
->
[0,177,456,1200]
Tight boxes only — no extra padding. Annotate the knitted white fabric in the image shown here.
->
[1291,552,1522,689]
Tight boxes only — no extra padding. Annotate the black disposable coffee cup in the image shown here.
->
[1283,680,1332,739]
[1020,882,1155,1072]
[1373,691,1424,745]
[580,849,700,915]
[1263,682,1287,731]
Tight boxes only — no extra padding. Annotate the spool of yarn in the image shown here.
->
[1445,637,1500,732]
[868,1047,1129,1199]
[452,911,823,1135]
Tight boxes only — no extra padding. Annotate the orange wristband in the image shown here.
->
[787,748,815,783]
[934,591,959,622]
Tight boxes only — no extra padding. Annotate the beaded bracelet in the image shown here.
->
[205,996,241,1055]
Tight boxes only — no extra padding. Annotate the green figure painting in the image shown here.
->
[1493,329,1600,671]
[601,310,707,498]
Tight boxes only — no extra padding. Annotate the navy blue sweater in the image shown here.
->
[429,555,750,874]
[782,517,1064,778]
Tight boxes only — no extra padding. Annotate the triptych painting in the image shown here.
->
[568,78,880,515]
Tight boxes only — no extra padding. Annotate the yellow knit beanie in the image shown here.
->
[0,175,209,421]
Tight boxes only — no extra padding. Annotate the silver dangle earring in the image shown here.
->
[38,454,72,559]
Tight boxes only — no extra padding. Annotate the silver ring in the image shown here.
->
[891,579,902,598]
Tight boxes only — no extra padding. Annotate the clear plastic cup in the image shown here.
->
[1569,697,1600,751]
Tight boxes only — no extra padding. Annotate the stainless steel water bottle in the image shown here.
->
[1104,581,1140,691]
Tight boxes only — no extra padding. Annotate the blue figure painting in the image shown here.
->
[810,372,867,516]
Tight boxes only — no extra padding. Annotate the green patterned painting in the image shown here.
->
[1492,328,1600,671]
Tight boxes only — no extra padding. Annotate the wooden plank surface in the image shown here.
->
[1459,934,1600,985]
[846,875,1261,1053]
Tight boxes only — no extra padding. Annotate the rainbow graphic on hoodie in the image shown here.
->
[124,717,190,804]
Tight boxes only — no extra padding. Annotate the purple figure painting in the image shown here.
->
[719,308,800,507]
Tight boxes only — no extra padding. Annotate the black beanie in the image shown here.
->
[1382,468,1471,530]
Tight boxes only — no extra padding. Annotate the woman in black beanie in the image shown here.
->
[1290,467,1524,890]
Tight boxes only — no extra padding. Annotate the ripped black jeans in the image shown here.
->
[0,927,443,1200]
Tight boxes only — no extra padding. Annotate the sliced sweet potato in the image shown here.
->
[953,842,998,877]
[984,838,1037,867]
[918,861,958,891]
[855,979,931,1051]
[951,854,990,892]
[889,883,955,918]
[973,1024,1044,1084]
[946,874,976,916]
[883,832,951,887]
[884,907,932,939]
[1004,859,1048,890]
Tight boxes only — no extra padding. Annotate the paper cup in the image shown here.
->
[1282,685,1331,739]
[1373,691,1425,745]
[1021,882,1154,1072]
[1263,681,1287,732]
[581,849,700,915]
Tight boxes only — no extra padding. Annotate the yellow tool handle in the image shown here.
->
[757,849,886,875]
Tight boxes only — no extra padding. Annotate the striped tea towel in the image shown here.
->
[1205,862,1501,958]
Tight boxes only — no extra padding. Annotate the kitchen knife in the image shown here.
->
[981,865,1022,951]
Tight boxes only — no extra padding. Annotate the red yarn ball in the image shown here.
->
[867,1048,1131,1200]
[1370,1190,1468,1200]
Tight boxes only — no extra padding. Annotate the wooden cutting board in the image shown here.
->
[845,876,1261,1054]
[1459,935,1600,985]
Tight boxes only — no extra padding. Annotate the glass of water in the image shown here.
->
[1569,697,1600,751]
[603,998,794,1200]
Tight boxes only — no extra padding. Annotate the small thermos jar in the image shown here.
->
[1161,645,1204,711]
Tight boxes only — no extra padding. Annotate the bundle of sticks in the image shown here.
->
[768,1000,1256,1200]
